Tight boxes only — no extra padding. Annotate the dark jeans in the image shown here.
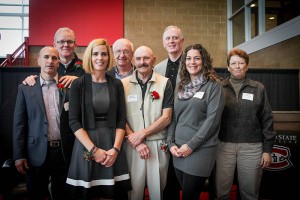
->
[25,146,68,200]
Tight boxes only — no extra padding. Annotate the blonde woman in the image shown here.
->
[66,38,131,199]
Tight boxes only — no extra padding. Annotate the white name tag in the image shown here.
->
[193,91,204,99]
[64,102,69,111]
[127,94,138,102]
[242,93,254,101]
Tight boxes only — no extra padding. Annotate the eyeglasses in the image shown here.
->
[56,40,75,45]
[114,49,131,56]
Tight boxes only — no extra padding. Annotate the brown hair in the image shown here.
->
[178,44,219,91]
[227,48,249,66]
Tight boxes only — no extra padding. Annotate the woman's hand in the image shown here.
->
[93,148,107,164]
[177,144,193,158]
[170,146,182,157]
[260,152,272,169]
[101,148,118,167]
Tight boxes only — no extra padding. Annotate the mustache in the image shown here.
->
[138,64,149,68]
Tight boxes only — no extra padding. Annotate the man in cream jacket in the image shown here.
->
[122,46,174,200]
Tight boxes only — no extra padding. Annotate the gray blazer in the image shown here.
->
[154,58,181,97]
[13,77,66,167]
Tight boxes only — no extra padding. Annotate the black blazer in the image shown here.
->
[69,73,126,134]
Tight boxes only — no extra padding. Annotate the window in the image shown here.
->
[227,0,300,53]
[0,0,29,58]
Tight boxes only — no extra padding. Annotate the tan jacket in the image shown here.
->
[122,70,169,140]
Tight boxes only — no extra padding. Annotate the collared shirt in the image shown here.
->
[165,57,180,91]
[136,70,153,100]
[40,75,61,141]
[115,64,134,79]
[135,70,173,110]
[60,60,72,70]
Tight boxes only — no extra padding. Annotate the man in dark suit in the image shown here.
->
[21,27,85,168]
[13,46,70,200]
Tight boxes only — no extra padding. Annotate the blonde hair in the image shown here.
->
[82,38,113,74]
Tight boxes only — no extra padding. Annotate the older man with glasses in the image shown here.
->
[23,27,85,87]
[106,38,135,80]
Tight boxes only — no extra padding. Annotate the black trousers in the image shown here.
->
[174,168,207,200]
[25,146,68,200]
[163,155,181,200]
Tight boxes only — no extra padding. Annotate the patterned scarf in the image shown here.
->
[178,74,207,100]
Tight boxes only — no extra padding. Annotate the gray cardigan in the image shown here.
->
[154,58,181,96]
[167,80,225,176]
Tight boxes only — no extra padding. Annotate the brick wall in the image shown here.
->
[248,35,300,69]
[28,0,299,72]
[29,0,228,68]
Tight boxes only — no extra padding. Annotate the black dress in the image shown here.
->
[66,82,131,199]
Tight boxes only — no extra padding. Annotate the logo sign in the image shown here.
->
[266,145,293,171]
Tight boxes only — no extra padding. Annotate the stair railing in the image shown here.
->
[0,37,29,67]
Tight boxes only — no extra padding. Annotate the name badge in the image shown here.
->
[193,91,204,99]
[127,94,138,102]
[242,93,254,101]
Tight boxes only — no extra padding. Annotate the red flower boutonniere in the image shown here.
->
[150,91,159,102]
[75,60,82,65]
[74,60,83,69]
[57,83,64,95]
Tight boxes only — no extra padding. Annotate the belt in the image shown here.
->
[95,113,108,121]
[48,140,61,148]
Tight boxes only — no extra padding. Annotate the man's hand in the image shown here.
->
[59,75,78,88]
[22,75,38,86]
[126,129,146,148]
[15,159,29,174]
[135,142,150,159]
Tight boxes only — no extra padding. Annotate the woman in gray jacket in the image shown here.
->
[167,44,225,200]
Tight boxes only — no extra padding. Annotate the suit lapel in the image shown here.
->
[59,88,66,114]
[34,78,46,115]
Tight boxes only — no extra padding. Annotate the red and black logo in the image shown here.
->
[266,145,293,171]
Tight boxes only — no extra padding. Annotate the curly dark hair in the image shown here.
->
[178,44,220,91]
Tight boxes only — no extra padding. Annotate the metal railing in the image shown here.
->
[0,37,29,67]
